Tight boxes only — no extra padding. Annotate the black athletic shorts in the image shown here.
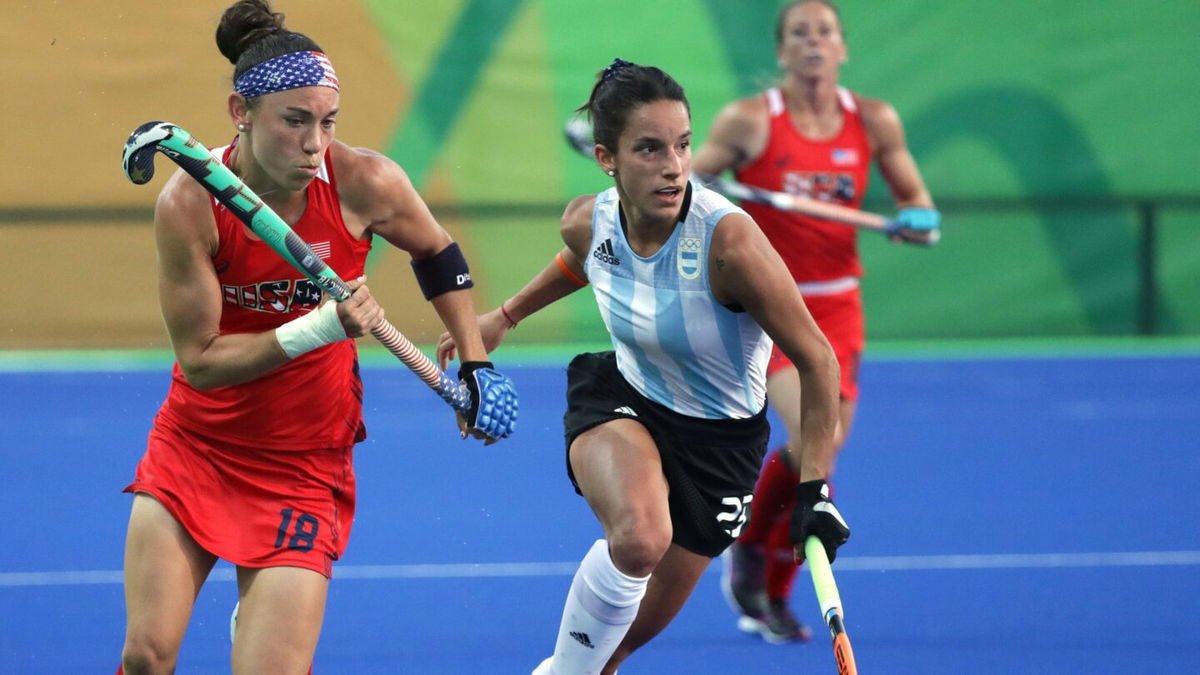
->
[563,351,770,558]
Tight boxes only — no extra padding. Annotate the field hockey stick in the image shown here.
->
[122,120,472,416]
[805,536,859,675]
[564,117,916,237]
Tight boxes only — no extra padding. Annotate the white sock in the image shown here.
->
[537,539,649,675]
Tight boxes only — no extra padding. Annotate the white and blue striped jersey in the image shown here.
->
[585,181,772,419]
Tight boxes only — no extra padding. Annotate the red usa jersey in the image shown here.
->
[734,87,871,282]
[158,141,373,450]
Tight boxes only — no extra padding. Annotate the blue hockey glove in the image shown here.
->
[885,207,942,246]
[790,479,850,562]
[458,361,518,440]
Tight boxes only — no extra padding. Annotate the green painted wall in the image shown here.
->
[7,0,1196,349]
[362,0,1200,341]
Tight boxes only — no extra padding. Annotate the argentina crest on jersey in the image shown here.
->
[677,236,702,280]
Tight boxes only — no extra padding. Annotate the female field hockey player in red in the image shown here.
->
[694,0,939,644]
[439,59,849,674]
[118,1,516,672]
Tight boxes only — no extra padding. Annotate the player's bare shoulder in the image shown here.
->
[710,208,764,260]
[722,94,770,135]
[328,141,417,226]
[720,92,769,126]
[703,93,771,170]
[561,194,596,228]
[560,194,597,257]
[855,94,904,146]
[154,167,219,248]
[330,141,408,199]
[156,166,214,218]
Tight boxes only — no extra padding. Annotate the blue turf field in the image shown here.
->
[2,349,1198,673]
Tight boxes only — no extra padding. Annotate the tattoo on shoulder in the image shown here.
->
[715,257,727,270]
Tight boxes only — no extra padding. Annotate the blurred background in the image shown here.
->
[4,0,1198,351]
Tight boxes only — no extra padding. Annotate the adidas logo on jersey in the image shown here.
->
[613,406,638,417]
[569,631,595,649]
[592,238,620,265]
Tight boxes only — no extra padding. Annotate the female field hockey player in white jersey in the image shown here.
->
[438,59,849,674]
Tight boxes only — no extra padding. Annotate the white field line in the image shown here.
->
[4,550,1200,588]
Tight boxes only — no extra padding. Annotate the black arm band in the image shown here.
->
[411,242,474,300]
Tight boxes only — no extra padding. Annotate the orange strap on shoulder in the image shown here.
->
[556,251,589,287]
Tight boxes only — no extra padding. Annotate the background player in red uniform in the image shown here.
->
[694,0,940,643]
[118,1,516,672]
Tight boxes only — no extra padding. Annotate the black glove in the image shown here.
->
[790,479,850,562]
[458,361,518,440]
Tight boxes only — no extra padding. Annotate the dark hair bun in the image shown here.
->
[215,0,286,65]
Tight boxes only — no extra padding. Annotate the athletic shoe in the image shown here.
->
[739,598,813,644]
[721,542,769,621]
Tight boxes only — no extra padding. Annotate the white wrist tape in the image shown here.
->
[274,301,348,358]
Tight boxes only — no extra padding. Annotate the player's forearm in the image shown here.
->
[500,257,587,324]
[173,330,293,390]
[430,289,489,363]
[894,189,935,211]
[880,149,935,210]
[793,358,841,481]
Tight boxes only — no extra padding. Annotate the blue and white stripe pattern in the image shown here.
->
[586,181,772,419]
[234,51,340,99]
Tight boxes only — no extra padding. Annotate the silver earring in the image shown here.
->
[237,123,247,132]
[606,169,615,176]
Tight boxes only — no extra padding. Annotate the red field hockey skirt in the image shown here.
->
[766,285,865,401]
[124,413,356,578]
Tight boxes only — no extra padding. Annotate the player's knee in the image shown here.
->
[608,519,671,576]
[121,636,178,675]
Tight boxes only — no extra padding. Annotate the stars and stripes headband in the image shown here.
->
[234,50,340,99]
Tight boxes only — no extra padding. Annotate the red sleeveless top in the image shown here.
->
[157,142,373,449]
[734,87,872,282]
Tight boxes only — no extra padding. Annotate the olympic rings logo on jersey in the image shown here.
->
[677,236,703,280]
